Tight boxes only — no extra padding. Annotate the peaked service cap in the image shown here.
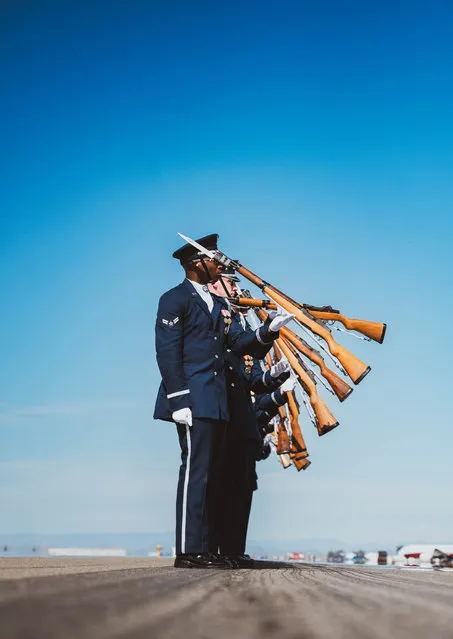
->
[221,262,240,282]
[172,233,219,263]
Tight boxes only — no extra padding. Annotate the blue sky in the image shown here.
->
[1,0,453,546]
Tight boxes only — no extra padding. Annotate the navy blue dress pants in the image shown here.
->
[175,418,227,555]
[218,436,257,555]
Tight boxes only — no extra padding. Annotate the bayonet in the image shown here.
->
[177,232,217,260]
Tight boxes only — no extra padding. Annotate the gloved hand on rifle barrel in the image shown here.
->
[268,306,295,333]
[280,373,296,393]
[270,360,290,378]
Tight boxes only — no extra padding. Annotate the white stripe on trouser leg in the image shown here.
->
[181,423,192,554]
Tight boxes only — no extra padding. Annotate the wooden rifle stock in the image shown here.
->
[268,435,292,468]
[276,406,291,455]
[235,297,386,344]
[286,390,309,458]
[235,264,371,384]
[290,452,311,471]
[307,310,386,344]
[279,453,292,469]
[277,337,339,436]
[256,309,353,402]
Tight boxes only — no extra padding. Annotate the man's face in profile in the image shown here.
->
[209,276,238,297]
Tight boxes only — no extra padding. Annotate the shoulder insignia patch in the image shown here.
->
[162,317,179,327]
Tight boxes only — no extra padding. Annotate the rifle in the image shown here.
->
[231,297,386,344]
[255,307,353,402]
[276,405,291,455]
[178,233,371,384]
[272,341,309,460]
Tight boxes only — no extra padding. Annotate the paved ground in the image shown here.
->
[2,558,453,639]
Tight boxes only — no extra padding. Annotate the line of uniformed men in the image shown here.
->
[154,234,294,569]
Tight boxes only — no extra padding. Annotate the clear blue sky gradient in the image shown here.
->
[1,0,453,545]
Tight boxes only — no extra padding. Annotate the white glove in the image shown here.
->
[280,374,296,393]
[268,307,295,332]
[172,407,193,427]
[270,360,290,378]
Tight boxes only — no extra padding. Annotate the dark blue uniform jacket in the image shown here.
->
[225,347,287,448]
[154,280,277,422]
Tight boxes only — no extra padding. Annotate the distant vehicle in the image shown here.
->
[327,550,346,564]
[431,549,453,569]
[377,551,388,566]
[352,550,367,565]
[287,552,306,561]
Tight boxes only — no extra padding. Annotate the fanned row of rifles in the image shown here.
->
[178,233,387,473]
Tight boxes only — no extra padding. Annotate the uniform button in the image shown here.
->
[226,349,231,353]
[229,366,233,370]
[231,383,235,387]
[215,354,219,359]
[214,336,217,340]
[214,372,217,376]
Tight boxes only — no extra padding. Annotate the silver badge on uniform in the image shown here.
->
[221,309,232,334]
[162,317,179,327]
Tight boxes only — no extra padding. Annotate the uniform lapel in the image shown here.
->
[211,296,223,328]
[183,279,212,320]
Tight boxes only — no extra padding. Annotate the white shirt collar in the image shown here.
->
[187,279,209,294]
[186,278,214,312]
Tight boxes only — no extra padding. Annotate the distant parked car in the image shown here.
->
[353,550,367,565]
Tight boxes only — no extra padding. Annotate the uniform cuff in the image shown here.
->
[255,325,277,345]
[167,389,190,399]
[271,390,286,406]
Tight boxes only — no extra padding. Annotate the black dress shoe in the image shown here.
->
[218,554,239,568]
[174,553,233,569]
[224,553,255,568]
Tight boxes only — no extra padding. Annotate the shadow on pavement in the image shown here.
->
[251,560,289,569]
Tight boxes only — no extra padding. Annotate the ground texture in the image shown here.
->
[1,558,453,639]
